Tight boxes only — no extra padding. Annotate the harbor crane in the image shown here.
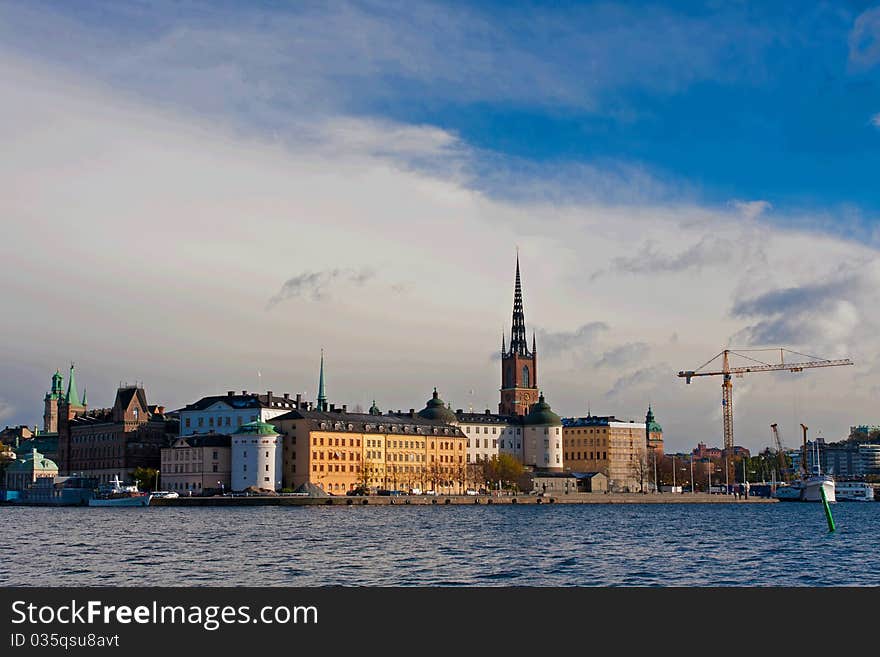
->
[678,348,853,453]
[770,423,788,483]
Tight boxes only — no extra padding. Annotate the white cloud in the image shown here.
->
[2,46,879,455]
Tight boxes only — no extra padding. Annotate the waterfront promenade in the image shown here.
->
[150,492,777,506]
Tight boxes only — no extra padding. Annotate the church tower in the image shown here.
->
[43,369,64,433]
[499,254,539,416]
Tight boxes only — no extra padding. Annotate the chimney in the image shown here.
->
[158,406,165,415]
[456,409,463,414]
[283,393,290,400]
[295,394,302,407]
[485,409,491,415]
[227,391,234,397]
[342,405,347,413]
[242,390,247,395]
[267,391,273,405]
[330,403,336,412]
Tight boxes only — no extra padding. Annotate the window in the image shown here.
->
[264,477,269,482]
[522,366,530,387]
[212,451,218,460]
[212,464,218,473]
[265,464,269,471]
[185,418,191,428]
[198,417,204,427]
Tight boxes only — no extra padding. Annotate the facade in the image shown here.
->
[860,443,880,476]
[161,434,232,494]
[499,255,539,416]
[4,449,58,491]
[454,409,511,466]
[522,395,563,471]
[692,442,723,460]
[60,386,175,482]
[562,415,650,492]
[178,391,303,436]
[517,471,580,495]
[231,421,283,492]
[272,406,468,495]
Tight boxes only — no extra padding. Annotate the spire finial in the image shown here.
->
[317,349,327,412]
[510,252,528,355]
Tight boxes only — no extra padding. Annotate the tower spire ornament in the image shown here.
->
[317,349,327,412]
[499,252,538,416]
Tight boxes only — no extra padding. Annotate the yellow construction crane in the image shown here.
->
[678,348,853,453]
[770,423,788,483]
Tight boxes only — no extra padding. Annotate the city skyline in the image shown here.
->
[2,2,879,452]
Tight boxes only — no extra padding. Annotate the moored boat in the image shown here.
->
[88,475,152,507]
[834,480,875,502]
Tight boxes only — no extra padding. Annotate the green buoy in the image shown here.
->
[820,484,835,533]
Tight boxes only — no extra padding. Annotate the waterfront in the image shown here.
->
[2,503,879,586]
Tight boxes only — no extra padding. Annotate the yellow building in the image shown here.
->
[271,402,467,494]
[562,415,651,492]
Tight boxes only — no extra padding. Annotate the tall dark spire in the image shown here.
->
[317,349,327,412]
[509,253,529,356]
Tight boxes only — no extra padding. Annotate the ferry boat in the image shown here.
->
[88,475,152,507]
[834,480,875,502]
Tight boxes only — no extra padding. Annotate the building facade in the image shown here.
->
[160,434,231,494]
[60,386,174,482]
[231,421,283,492]
[4,449,58,491]
[272,406,468,495]
[563,415,651,492]
[178,391,303,436]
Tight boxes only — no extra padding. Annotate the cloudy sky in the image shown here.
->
[2,1,879,453]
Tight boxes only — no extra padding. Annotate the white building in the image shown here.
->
[179,391,302,436]
[521,395,563,471]
[231,420,283,492]
[454,410,511,464]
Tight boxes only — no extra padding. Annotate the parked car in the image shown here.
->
[346,486,369,496]
[410,488,422,495]
[423,490,438,496]
[465,489,478,496]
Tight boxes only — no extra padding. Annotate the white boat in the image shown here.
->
[773,437,835,502]
[88,475,152,507]
[151,490,179,499]
[835,480,875,502]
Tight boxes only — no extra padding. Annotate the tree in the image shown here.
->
[131,466,159,491]
[482,454,525,491]
[630,452,650,493]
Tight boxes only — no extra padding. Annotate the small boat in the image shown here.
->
[88,475,152,507]
[835,480,875,502]
[773,429,835,502]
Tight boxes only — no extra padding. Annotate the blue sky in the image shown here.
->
[3,1,879,220]
[3,1,880,449]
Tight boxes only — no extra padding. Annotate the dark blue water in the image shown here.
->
[2,503,878,586]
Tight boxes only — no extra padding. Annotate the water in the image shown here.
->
[2,503,878,586]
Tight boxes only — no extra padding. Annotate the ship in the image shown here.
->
[88,475,152,507]
[773,428,835,502]
[834,480,875,502]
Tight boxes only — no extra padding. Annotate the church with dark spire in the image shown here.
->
[499,254,539,416]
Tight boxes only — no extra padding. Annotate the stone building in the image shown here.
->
[232,421,283,492]
[562,414,650,492]
[4,449,58,491]
[272,404,467,495]
[178,390,301,436]
[60,385,175,482]
[160,433,231,495]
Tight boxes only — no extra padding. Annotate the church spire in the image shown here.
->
[65,362,81,407]
[501,330,506,355]
[317,349,327,412]
[509,252,529,356]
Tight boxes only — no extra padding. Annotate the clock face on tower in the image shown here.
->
[522,393,531,405]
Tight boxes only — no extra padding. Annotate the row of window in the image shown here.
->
[467,439,498,449]
[564,438,608,447]
[565,452,608,461]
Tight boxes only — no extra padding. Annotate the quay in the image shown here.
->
[150,493,778,507]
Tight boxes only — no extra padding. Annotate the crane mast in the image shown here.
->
[679,348,852,455]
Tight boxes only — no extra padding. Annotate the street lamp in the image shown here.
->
[154,469,160,492]
[671,455,676,490]
[690,454,695,494]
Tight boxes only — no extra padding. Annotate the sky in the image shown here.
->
[1,0,880,453]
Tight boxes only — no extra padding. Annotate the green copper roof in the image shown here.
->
[7,449,58,473]
[65,363,81,407]
[646,405,663,433]
[233,420,279,436]
[418,388,457,424]
[524,394,562,426]
[369,400,382,416]
[46,369,64,400]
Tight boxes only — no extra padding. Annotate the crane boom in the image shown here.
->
[678,348,853,454]
[679,358,853,382]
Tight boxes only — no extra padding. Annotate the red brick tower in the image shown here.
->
[499,254,538,416]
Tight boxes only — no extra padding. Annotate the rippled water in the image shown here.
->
[2,503,878,586]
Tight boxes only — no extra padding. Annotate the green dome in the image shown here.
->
[524,394,562,426]
[233,420,279,436]
[369,400,382,416]
[417,388,458,424]
[646,405,663,433]
[7,449,57,473]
